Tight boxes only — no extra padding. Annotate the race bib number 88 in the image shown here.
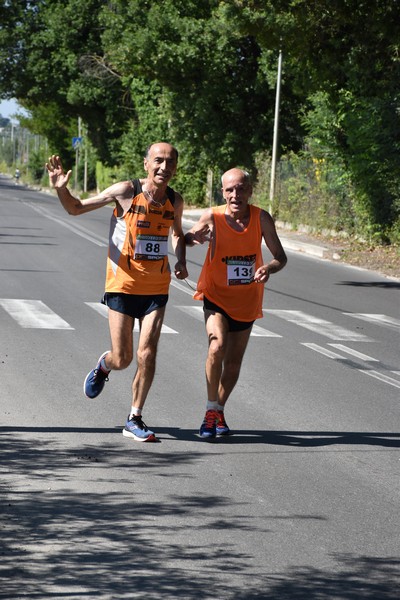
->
[135,234,168,260]
[227,259,255,285]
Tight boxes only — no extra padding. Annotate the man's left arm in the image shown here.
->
[171,193,188,280]
[254,210,287,283]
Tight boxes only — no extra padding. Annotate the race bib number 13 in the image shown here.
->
[227,259,255,285]
[135,234,168,260]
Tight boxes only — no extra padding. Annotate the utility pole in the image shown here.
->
[83,121,88,193]
[207,168,213,207]
[74,116,82,191]
[269,47,282,215]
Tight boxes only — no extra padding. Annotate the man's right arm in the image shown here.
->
[45,155,133,216]
[184,209,214,246]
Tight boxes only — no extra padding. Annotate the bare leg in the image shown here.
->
[204,310,229,402]
[131,306,165,411]
[105,308,135,370]
[217,328,252,407]
[205,310,252,406]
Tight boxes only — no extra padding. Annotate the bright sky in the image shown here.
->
[0,98,27,120]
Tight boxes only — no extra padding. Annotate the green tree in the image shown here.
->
[229,0,400,240]
[1,0,398,238]
[0,0,130,167]
[97,0,304,202]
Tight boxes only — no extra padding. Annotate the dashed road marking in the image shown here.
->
[84,302,178,333]
[345,313,400,331]
[327,344,379,362]
[267,309,372,341]
[176,305,282,337]
[359,370,400,389]
[0,299,73,329]
[302,342,400,390]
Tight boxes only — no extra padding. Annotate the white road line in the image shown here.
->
[174,305,204,323]
[302,343,400,389]
[359,370,400,389]
[344,313,400,331]
[0,299,73,329]
[267,309,372,341]
[170,278,198,296]
[85,302,108,317]
[327,344,379,362]
[84,302,178,333]
[301,343,346,359]
[24,202,108,247]
[176,305,282,337]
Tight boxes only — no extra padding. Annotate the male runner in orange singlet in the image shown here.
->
[46,142,187,442]
[185,168,287,439]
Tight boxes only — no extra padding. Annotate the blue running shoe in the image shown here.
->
[216,411,230,436]
[83,351,110,399]
[199,410,218,440]
[123,415,157,442]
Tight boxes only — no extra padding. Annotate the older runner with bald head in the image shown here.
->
[185,168,287,439]
[46,142,187,441]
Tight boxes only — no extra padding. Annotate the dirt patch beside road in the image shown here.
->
[277,226,400,280]
[337,240,400,279]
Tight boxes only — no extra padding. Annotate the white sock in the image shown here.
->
[206,401,219,411]
[100,356,110,373]
[129,407,142,419]
[217,404,224,412]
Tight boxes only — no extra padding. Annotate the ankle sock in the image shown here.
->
[206,401,219,411]
[100,356,110,373]
[129,408,142,419]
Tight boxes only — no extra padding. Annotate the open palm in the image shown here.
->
[46,155,72,189]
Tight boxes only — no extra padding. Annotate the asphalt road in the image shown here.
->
[1,176,399,599]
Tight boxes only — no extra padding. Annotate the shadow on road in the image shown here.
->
[160,428,400,448]
[337,280,400,289]
[1,426,399,448]
[1,429,399,598]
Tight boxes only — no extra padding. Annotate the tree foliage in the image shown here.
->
[0,0,399,241]
[0,0,130,166]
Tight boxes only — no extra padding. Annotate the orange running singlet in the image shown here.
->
[105,179,175,295]
[194,205,264,321]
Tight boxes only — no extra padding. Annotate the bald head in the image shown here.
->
[221,168,252,191]
[221,167,253,215]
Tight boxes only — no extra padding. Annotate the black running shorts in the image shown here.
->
[203,296,254,332]
[102,293,168,319]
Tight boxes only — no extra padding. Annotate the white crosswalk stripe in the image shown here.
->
[266,309,373,341]
[344,313,400,331]
[0,299,73,329]
[301,343,346,359]
[2,299,398,389]
[302,342,400,390]
[170,279,197,296]
[359,370,400,389]
[84,302,178,333]
[327,344,379,362]
[0,299,396,348]
[175,305,282,337]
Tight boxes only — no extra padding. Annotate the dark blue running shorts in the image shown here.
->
[203,296,254,332]
[102,293,168,319]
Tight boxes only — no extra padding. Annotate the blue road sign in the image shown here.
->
[72,136,83,150]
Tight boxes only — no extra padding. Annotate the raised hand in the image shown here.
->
[45,155,72,189]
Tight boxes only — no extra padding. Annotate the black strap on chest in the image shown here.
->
[131,178,175,205]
